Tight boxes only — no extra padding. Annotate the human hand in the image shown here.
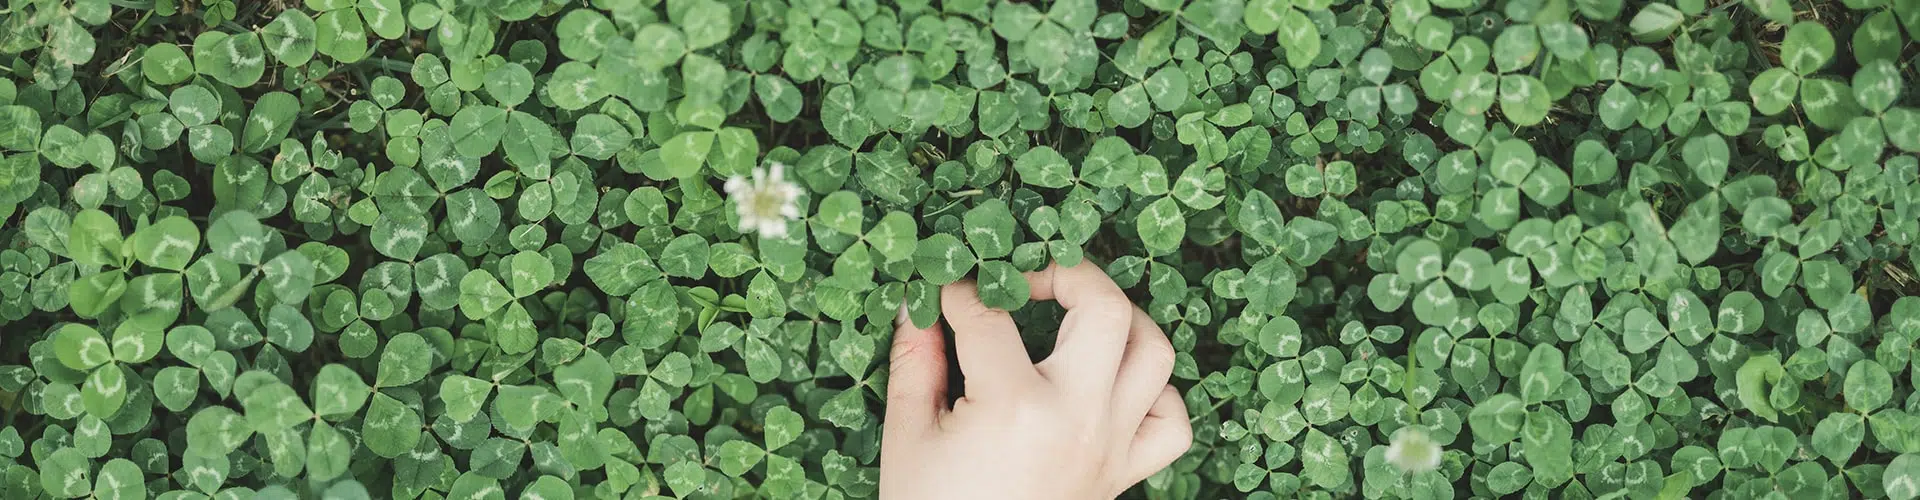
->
[878,262,1192,500]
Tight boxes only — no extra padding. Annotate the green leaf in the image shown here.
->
[977,260,1031,310]
[1749,68,1800,115]
[1623,308,1667,354]
[1519,344,1564,404]
[659,234,712,278]
[67,209,124,268]
[92,458,144,500]
[362,393,423,458]
[261,10,317,66]
[192,31,267,87]
[377,332,432,388]
[914,234,976,285]
[1487,461,1533,494]
[632,24,687,72]
[816,191,865,236]
[314,364,370,417]
[1081,137,1139,188]
[241,377,312,432]
[963,199,1017,259]
[570,114,632,160]
[1136,196,1186,255]
[584,243,659,296]
[307,421,352,481]
[1015,146,1074,188]
[142,43,195,85]
[765,405,803,451]
[1847,360,1894,413]
[264,304,313,352]
[110,322,163,365]
[1852,59,1901,112]
[1597,83,1642,130]
[82,365,128,419]
[1737,353,1786,422]
[1813,413,1865,464]
[1108,83,1153,128]
[555,349,614,412]
[260,251,314,304]
[680,0,735,49]
[40,447,91,498]
[661,131,716,179]
[1498,74,1551,126]
[440,375,493,423]
[206,211,267,266]
[1682,134,1730,186]
[508,251,555,298]
[1398,239,1445,282]
[315,8,369,62]
[359,0,405,39]
[451,105,508,157]
[502,111,556,172]
[1890,454,1920,499]
[495,302,539,354]
[868,211,918,262]
[187,406,254,455]
[459,269,514,319]
[1781,22,1834,75]
[485,63,535,107]
[55,324,112,371]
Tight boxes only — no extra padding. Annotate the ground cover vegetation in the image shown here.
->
[3,0,1920,498]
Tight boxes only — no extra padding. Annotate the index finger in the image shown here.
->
[941,281,1043,400]
[1025,261,1134,391]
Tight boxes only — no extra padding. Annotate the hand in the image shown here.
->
[878,262,1192,500]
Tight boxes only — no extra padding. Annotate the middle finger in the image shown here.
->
[1104,306,1176,435]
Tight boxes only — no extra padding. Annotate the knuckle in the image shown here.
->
[1169,435,1194,459]
[884,384,919,403]
[1167,420,1195,451]
[1085,295,1130,313]
[964,304,1003,321]
[1006,381,1050,402]
[1134,336,1178,375]
[883,372,919,401]
[1161,386,1191,416]
[889,334,931,363]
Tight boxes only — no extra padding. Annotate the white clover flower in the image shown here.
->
[1385,427,1443,474]
[725,162,803,238]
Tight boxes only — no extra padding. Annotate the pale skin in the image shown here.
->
[879,262,1194,500]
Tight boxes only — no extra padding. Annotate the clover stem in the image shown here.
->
[1404,349,1419,422]
[1189,396,1231,424]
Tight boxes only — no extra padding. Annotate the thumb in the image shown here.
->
[884,304,948,435]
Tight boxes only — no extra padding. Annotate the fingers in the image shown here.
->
[1111,307,1176,435]
[1025,262,1134,393]
[884,305,948,437]
[941,281,1041,398]
[1122,385,1193,485]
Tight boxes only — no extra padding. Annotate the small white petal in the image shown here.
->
[1385,427,1442,474]
[724,162,803,239]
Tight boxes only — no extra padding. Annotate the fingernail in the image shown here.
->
[895,303,911,328]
